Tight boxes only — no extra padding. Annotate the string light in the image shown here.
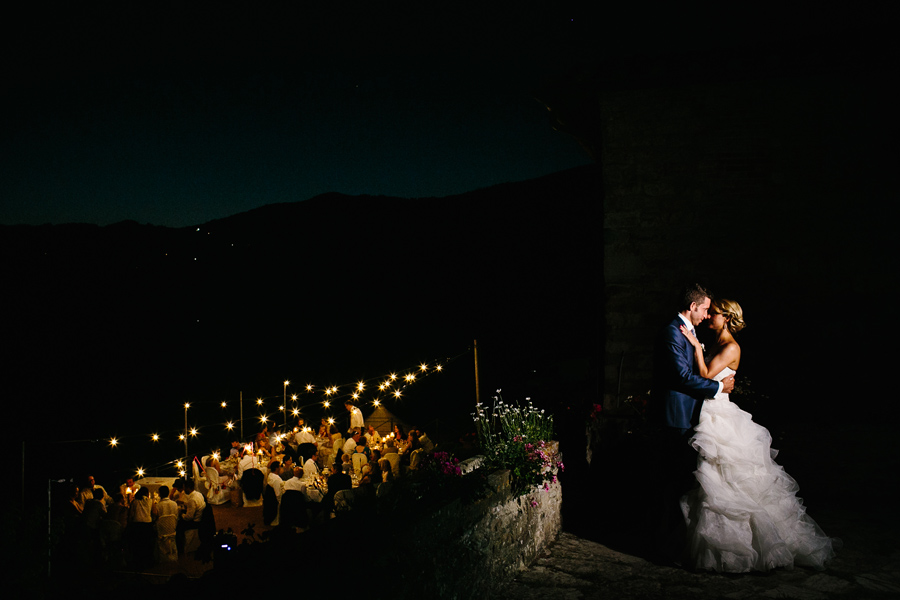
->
[103,350,465,477]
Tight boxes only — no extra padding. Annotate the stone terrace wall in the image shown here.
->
[376,457,563,599]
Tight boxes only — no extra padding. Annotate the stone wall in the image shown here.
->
[600,72,890,411]
[375,456,563,599]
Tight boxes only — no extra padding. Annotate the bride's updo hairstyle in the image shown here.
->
[713,299,745,333]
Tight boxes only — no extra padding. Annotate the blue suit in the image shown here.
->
[652,317,720,431]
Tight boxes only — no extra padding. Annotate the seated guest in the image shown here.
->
[321,462,352,516]
[281,467,312,529]
[257,438,274,460]
[352,444,369,475]
[379,458,394,483]
[205,456,232,505]
[382,439,398,455]
[229,440,242,458]
[240,468,265,507]
[418,431,435,453]
[342,430,362,461]
[280,455,295,481]
[303,450,320,482]
[237,448,258,480]
[264,461,284,526]
[177,478,206,555]
[340,453,352,475]
[401,433,422,466]
[368,453,383,483]
[365,425,381,448]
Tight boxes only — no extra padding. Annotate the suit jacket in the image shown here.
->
[652,316,720,430]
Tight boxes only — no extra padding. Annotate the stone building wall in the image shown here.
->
[600,72,890,409]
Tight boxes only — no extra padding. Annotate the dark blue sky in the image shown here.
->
[1,4,879,227]
[2,4,595,227]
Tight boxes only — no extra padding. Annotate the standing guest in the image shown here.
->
[128,487,154,568]
[177,478,206,556]
[83,486,107,530]
[170,478,186,507]
[346,402,364,432]
[153,485,179,520]
[106,492,128,530]
[120,477,141,506]
[153,485,179,562]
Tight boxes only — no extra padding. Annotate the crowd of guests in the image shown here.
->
[237,403,435,530]
[56,403,435,570]
[59,472,209,571]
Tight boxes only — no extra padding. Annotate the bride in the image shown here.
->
[678,298,839,572]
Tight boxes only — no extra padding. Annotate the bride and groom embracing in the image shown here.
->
[652,283,838,573]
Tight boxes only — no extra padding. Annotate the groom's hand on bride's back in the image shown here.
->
[722,376,735,394]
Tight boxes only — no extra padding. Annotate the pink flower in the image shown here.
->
[530,500,538,507]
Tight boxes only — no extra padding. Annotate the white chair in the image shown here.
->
[156,514,178,562]
[192,457,209,496]
[351,452,368,475]
[385,452,401,478]
[205,468,231,505]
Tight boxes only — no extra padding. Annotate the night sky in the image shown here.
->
[2,4,598,227]
[3,5,879,227]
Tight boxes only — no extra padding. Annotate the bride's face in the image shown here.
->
[707,309,728,331]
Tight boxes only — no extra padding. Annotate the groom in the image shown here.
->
[651,283,734,559]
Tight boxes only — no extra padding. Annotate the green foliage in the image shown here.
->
[473,393,563,494]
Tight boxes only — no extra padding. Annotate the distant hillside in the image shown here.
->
[2,165,600,444]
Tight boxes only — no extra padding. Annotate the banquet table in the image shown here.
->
[134,476,178,496]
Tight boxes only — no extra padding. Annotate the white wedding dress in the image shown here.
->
[680,367,838,572]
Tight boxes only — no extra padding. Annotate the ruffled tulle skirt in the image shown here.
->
[680,398,839,572]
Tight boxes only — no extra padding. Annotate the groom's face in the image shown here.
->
[688,297,711,326]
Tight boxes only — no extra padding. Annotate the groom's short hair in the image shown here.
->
[679,283,712,311]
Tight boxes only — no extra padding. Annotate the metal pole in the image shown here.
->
[473,339,481,406]
[184,404,188,470]
[240,391,244,441]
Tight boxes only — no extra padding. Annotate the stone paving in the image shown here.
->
[494,530,900,600]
